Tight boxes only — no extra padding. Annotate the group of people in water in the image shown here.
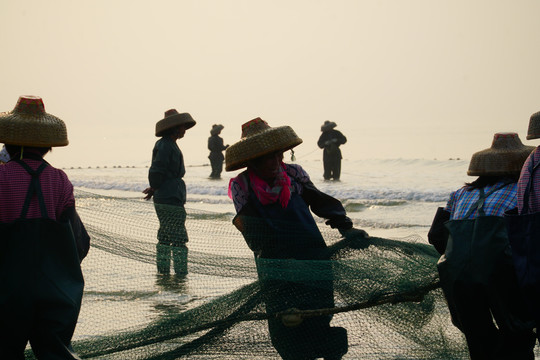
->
[2,94,540,360]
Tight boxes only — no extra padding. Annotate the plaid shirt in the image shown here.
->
[517,147,540,214]
[0,159,75,222]
[444,181,517,220]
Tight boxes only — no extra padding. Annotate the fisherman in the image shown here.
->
[505,111,540,340]
[431,133,536,359]
[317,121,347,181]
[208,124,229,179]
[0,95,90,359]
[226,118,368,360]
[143,108,196,276]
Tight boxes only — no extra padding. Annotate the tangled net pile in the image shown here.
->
[27,189,469,359]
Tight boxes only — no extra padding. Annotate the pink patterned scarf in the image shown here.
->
[248,163,292,208]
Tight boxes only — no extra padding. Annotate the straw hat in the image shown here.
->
[210,124,224,136]
[155,109,196,137]
[467,132,535,176]
[0,95,68,147]
[321,120,337,132]
[225,118,303,171]
[527,111,540,140]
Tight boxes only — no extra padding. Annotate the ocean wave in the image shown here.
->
[66,160,459,203]
[343,199,408,212]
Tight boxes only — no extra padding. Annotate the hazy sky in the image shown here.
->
[1,0,539,168]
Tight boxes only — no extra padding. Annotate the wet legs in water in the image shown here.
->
[154,203,189,275]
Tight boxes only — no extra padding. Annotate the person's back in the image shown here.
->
[0,157,74,222]
[435,132,536,360]
[446,179,517,220]
[0,96,89,360]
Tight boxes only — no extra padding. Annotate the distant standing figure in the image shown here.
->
[143,109,196,275]
[208,124,229,179]
[317,121,347,180]
[0,95,90,359]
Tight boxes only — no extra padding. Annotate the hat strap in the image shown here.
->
[15,160,49,219]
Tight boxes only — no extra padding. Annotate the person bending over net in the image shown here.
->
[226,118,369,360]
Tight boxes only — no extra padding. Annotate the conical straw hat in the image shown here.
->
[155,109,196,137]
[321,120,337,131]
[527,111,540,140]
[0,95,68,147]
[210,124,224,135]
[467,132,535,176]
[225,118,303,171]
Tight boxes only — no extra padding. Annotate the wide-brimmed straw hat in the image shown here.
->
[321,120,337,132]
[467,132,535,176]
[155,109,196,137]
[527,111,540,140]
[0,95,68,147]
[225,118,303,171]
[210,124,224,136]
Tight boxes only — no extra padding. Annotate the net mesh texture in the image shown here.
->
[25,189,472,359]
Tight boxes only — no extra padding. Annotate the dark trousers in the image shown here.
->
[261,277,348,360]
[452,282,536,360]
[154,203,189,275]
[323,159,341,180]
[209,158,223,178]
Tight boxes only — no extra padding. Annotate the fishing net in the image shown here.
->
[25,189,470,359]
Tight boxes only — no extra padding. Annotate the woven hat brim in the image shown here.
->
[467,146,535,176]
[0,112,68,147]
[155,113,196,137]
[225,126,303,171]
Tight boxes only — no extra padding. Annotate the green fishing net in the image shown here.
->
[25,189,470,359]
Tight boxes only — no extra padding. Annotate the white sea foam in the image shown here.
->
[65,158,468,204]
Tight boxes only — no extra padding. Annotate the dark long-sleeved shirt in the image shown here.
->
[208,135,227,162]
[149,137,186,205]
[317,130,347,159]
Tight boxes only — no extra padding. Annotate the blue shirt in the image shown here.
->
[444,181,517,220]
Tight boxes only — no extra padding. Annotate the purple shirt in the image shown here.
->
[0,159,75,222]
[517,147,540,214]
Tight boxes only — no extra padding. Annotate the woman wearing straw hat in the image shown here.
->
[505,111,540,341]
[226,118,369,360]
[317,121,347,181]
[208,124,229,179]
[0,95,90,359]
[143,109,196,276]
[430,133,536,360]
